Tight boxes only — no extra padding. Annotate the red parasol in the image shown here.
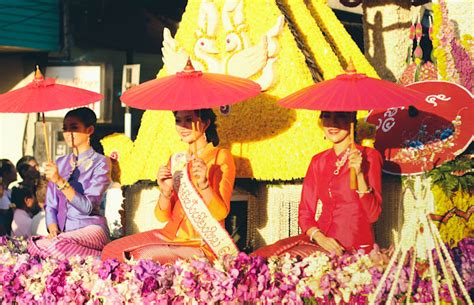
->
[0,66,103,161]
[278,61,427,188]
[0,67,103,113]
[367,81,473,175]
[279,64,426,111]
[120,59,261,154]
[120,59,261,111]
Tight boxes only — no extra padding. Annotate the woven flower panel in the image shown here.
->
[431,186,474,247]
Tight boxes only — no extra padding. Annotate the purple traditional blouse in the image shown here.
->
[45,148,110,234]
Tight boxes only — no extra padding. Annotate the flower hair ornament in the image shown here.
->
[109,151,120,162]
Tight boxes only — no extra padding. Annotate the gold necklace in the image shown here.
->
[334,148,350,175]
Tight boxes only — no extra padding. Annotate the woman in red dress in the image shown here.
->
[253,111,383,257]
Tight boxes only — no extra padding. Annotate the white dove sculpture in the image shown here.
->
[222,0,285,90]
[161,27,192,75]
[162,0,221,74]
[193,0,222,73]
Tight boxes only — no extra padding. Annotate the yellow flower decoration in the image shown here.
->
[103,0,378,185]
[432,3,447,80]
[282,0,343,79]
[307,0,378,78]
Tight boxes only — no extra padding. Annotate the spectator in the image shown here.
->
[11,186,36,238]
[0,159,17,235]
[16,155,40,191]
[31,177,48,236]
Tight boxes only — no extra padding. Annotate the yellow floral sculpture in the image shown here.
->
[102,0,378,185]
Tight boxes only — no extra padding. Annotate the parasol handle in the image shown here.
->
[350,122,357,190]
[41,113,52,162]
[192,121,198,157]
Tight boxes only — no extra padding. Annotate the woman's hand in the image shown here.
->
[157,165,173,197]
[191,157,209,189]
[313,231,344,256]
[47,223,60,239]
[44,162,61,184]
[348,149,363,176]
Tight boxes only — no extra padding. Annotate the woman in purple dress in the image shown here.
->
[28,107,111,259]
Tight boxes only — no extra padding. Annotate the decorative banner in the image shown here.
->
[171,153,239,258]
[367,81,473,175]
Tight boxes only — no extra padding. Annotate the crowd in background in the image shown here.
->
[0,156,47,238]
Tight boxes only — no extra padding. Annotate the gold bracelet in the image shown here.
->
[56,180,70,191]
[160,190,172,199]
[310,228,321,242]
[198,182,210,191]
[356,186,373,195]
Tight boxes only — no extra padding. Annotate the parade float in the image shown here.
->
[1,0,473,303]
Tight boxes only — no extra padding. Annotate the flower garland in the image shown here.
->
[450,38,473,93]
[431,1,456,82]
[1,236,472,304]
[307,0,379,78]
[391,115,462,170]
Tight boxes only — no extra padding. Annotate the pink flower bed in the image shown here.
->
[0,236,472,304]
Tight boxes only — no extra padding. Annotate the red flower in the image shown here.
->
[109,151,120,161]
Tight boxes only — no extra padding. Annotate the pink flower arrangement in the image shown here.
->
[0,237,472,304]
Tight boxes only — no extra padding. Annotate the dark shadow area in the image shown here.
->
[68,0,186,53]
[225,200,249,252]
[417,9,434,64]
[374,170,403,249]
[233,179,264,252]
[333,9,364,52]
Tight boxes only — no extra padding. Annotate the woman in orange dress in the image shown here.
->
[101,109,237,263]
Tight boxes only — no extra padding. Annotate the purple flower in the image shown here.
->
[134,259,162,281]
[142,276,159,295]
[98,258,121,280]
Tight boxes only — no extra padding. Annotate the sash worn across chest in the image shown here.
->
[171,152,239,258]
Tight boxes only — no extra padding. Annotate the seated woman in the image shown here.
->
[253,111,382,258]
[28,107,111,259]
[101,109,237,264]
[11,186,36,238]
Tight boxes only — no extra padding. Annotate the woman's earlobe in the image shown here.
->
[204,120,211,131]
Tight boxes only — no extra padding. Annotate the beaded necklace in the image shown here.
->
[333,148,350,175]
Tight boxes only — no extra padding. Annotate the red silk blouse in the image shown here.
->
[298,145,383,251]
